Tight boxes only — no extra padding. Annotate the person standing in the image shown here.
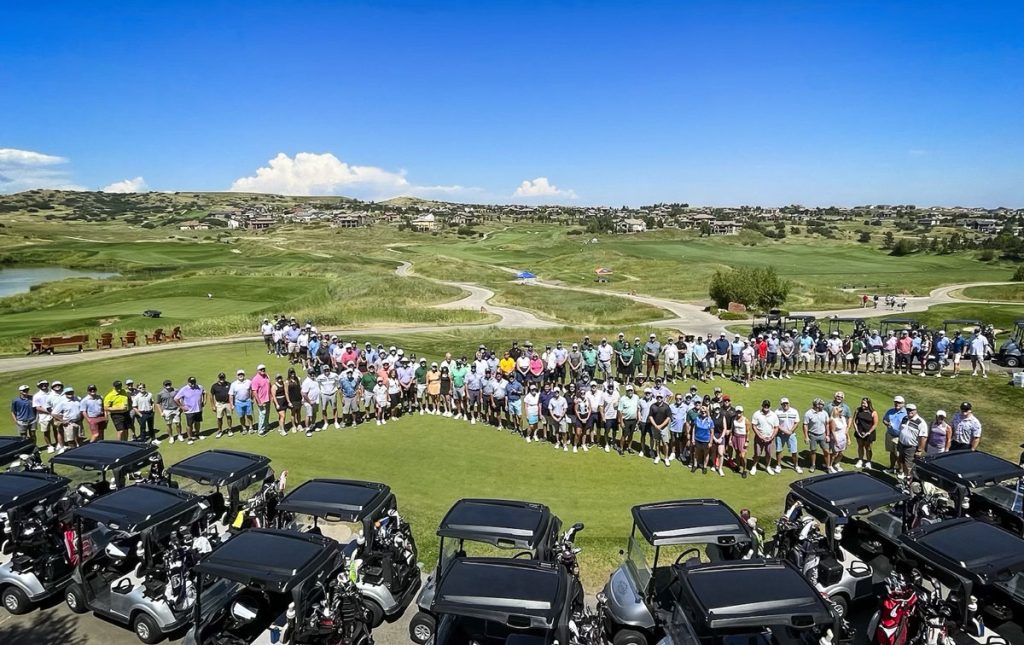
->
[337,368,360,428]
[272,374,290,435]
[464,363,481,423]
[597,338,614,382]
[882,396,908,472]
[649,393,672,467]
[897,404,929,478]
[174,377,206,445]
[969,330,990,378]
[523,385,541,443]
[450,359,467,420]
[690,403,713,474]
[549,387,569,451]
[828,404,849,472]
[750,400,779,476]
[669,393,688,463]
[372,378,390,425]
[260,319,274,354]
[950,331,966,378]
[10,385,36,442]
[300,369,321,435]
[663,337,679,383]
[211,372,234,438]
[644,334,661,382]
[731,405,750,477]
[617,385,639,455]
[505,372,523,433]
[286,368,305,430]
[950,401,982,451]
[779,333,795,379]
[33,380,57,453]
[773,397,801,474]
[927,410,952,454]
[853,397,878,469]
[618,340,635,385]
[104,380,132,442]
[802,398,830,473]
[251,364,272,436]
[155,380,180,443]
[709,403,731,476]
[132,383,156,444]
[51,386,82,451]
[426,363,442,415]
[599,381,620,453]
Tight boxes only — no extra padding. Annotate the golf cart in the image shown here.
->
[785,314,817,336]
[429,558,584,645]
[410,498,566,644]
[897,518,1024,627]
[913,450,1024,536]
[655,559,849,645]
[826,317,866,337]
[275,478,420,627]
[183,528,374,645]
[776,472,909,616]
[751,309,783,337]
[879,318,922,338]
[997,320,1024,368]
[0,436,42,472]
[162,450,276,536]
[143,310,162,318]
[601,499,759,645]
[65,483,219,643]
[0,471,74,614]
[50,440,164,503]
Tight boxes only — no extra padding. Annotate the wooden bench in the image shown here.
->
[145,328,165,344]
[34,334,89,354]
[120,331,138,347]
[96,333,114,350]
[168,326,184,341]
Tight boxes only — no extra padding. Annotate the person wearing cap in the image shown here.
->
[812,333,828,373]
[51,386,82,452]
[635,388,654,458]
[358,366,377,423]
[596,339,614,382]
[598,381,620,454]
[897,403,928,477]
[642,334,661,382]
[260,319,275,354]
[950,330,966,378]
[611,333,626,378]
[709,402,731,476]
[514,347,531,385]
[153,380,178,443]
[227,370,250,438]
[481,368,497,424]
[661,337,679,384]
[615,385,639,455]
[103,380,132,442]
[626,337,642,386]
[567,343,584,383]
[173,377,206,445]
[749,400,779,476]
[825,331,843,374]
[648,391,672,466]
[32,380,58,453]
[617,340,635,386]
[132,383,156,444]
[852,397,878,469]
[827,401,850,472]
[122,380,140,440]
[553,342,568,386]
[316,366,341,429]
[251,364,272,436]
[950,402,982,451]
[932,331,950,379]
[895,330,913,375]
[300,369,322,435]
[730,404,750,477]
[210,372,234,437]
[11,385,36,441]
[969,328,991,378]
[772,398,801,474]
[463,362,482,423]
[581,341,598,381]
[505,368,524,431]
[740,340,755,387]
[802,398,831,473]
[582,383,602,450]
[778,332,795,379]
[689,401,713,475]
[523,384,542,442]
[425,362,442,415]
[337,367,360,427]
[488,369,507,427]
[548,386,569,450]
[927,410,952,455]
[370,375,390,426]
[710,333,727,380]
[882,396,908,471]
[796,330,813,374]
[693,336,710,382]
[569,385,590,452]
[668,393,688,463]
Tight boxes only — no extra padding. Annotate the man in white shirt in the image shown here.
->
[773,398,802,473]
[260,319,275,354]
[317,368,341,428]
[969,331,990,378]
[51,386,82,451]
[662,340,679,383]
[585,383,604,450]
[600,382,620,453]
[750,400,779,476]
[33,380,58,453]
[229,370,253,434]
[300,370,321,436]
[597,339,614,382]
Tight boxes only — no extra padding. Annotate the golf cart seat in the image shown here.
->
[111,567,146,594]
[206,491,226,521]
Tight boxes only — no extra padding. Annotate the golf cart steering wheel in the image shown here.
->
[674,548,702,565]
[512,551,533,559]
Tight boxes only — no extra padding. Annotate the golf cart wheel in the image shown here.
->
[65,584,87,614]
[925,359,939,373]
[612,628,647,645]
[364,598,385,628]
[1,586,30,614]
[410,611,436,643]
[133,612,161,644]
[1007,356,1021,368]
[829,594,849,619]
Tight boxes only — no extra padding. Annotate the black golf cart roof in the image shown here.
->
[0,471,70,513]
[673,559,834,631]
[881,318,919,325]
[437,499,553,548]
[830,316,864,323]
[194,528,340,594]
[943,319,982,326]
[277,478,391,522]
[899,518,1024,583]
[50,440,158,472]
[787,314,816,322]
[914,451,1024,488]
[73,483,204,533]
[789,472,909,518]
[631,499,752,547]
[0,436,37,465]
[432,557,566,629]
[166,449,271,488]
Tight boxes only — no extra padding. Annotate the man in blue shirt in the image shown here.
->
[505,376,523,432]
[882,396,908,473]
[933,331,950,378]
[10,385,36,439]
[669,394,688,464]
[950,331,967,378]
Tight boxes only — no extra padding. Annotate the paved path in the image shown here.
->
[794,281,1017,319]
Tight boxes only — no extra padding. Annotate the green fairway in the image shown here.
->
[866,303,1024,334]
[4,332,1021,589]
[959,283,1024,302]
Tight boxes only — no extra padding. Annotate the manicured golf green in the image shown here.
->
[959,283,1024,302]
[4,334,1021,589]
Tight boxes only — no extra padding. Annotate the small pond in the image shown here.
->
[0,267,119,298]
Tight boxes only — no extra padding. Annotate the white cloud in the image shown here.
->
[102,176,148,193]
[513,177,577,200]
[229,151,477,200]
[0,147,84,192]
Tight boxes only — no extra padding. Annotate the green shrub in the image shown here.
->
[1013,265,1024,282]
[718,311,748,320]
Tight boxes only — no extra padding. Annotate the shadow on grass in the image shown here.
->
[2,610,89,645]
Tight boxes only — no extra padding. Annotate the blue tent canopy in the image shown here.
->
[516,271,536,279]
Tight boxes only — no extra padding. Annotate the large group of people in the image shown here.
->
[10,319,989,481]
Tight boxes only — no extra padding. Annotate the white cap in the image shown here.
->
[236,369,245,375]
[626,384,635,390]
[893,395,905,403]
[735,405,744,412]
[936,409,947,417]
[257,363,266,370]
[780,397,789,404]
[18,385,29,391]
[906,403,917,411]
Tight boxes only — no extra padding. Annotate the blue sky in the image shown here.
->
[2,1,1022,206]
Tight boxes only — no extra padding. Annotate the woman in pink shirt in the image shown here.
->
[529,353,545,384]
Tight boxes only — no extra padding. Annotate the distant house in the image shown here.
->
[412,213,436,232]
[711,220,742,235]
[917,216,942,227]
[964,218,999,234]
[246,216,276,231]
[333,213,371,228]
[179,220,208,231]
[614,218,647,233]
[227,218,242,229]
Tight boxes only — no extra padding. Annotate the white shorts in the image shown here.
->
[302,401,319,418]
[162,409,181,424]
[952,353,962,364]
[287,342,298,353]
[62,422,81,442]
[37,414,52,431]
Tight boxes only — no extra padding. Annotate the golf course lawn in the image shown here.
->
[959,283,1024,302]
[4,334,1022,589]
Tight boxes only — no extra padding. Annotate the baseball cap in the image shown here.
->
[644,387,653,394]
[735,405,744,412]
[218,372,226,379]
[65,386,74,393]
[18,385,29,392]
[257,364,266,370]
[431,362,438,367]
[893,395,905,403]
[960,401,972,411]
[37,379,48,386]
[936,410,947,417]
[237,369,245,375]
[761,399,771,408]
[88,384,98,391]
[721,394,731,401]
[906,403,917,411]
[124,379,133,385]
[626,384,635,391]
[780,397,790,404]
[163,379,172,386]
[52,380,63,387]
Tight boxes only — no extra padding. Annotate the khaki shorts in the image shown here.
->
[215,401,233,419]
[63,422,80,442]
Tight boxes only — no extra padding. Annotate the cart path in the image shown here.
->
[793,281,1019,319]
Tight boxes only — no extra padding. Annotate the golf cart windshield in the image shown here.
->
[0,436,37,468]
[440,535,535,572]
[435,499,556,570]
[625,536,653,591]
[290,511,361,544]
[167,450,272,496]
[276,478,392,543]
